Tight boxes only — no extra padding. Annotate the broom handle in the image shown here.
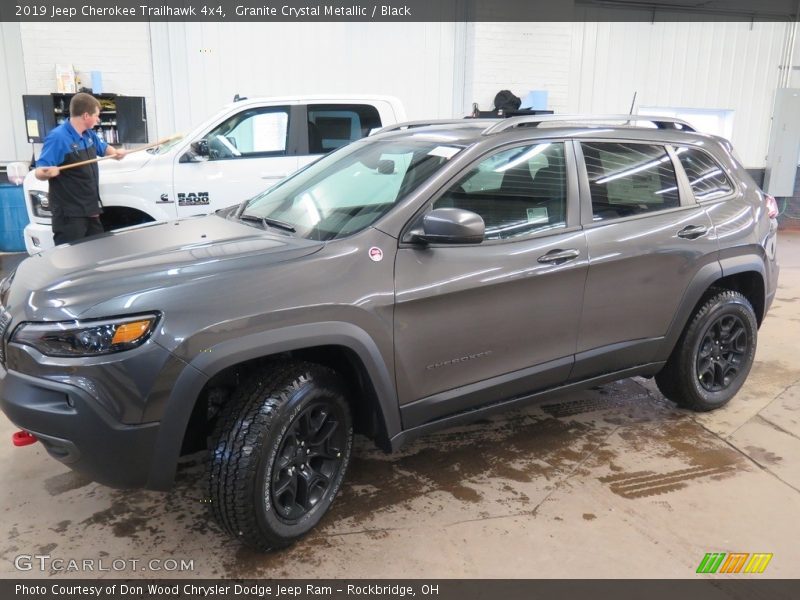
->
[57,136,178,171]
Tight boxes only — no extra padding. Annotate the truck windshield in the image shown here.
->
[238,139,462,240]
[147,133,185,155]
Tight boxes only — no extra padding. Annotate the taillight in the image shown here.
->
[764,194,779,219]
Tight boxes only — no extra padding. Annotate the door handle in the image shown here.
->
[677,225,708,239]
[537,248,580,264]
[261,172,292,179]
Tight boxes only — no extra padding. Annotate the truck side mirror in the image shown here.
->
[180,139,210,163]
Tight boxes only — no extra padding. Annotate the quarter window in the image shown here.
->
[433,142,568,240]
[675,147,734,200]
[581,142,680,221]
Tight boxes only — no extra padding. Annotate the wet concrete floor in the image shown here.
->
[1,233,798,578]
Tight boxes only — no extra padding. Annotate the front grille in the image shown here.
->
[0,309,10,365]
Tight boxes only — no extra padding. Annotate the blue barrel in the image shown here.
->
[0,183,29,252]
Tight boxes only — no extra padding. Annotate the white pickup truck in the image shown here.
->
[22,95,406,254]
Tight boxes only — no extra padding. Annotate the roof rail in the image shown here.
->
[482,114,696,135]
[372,119,495,135]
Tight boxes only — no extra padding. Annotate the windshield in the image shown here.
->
[147,133,185,155]
[237,138,462,240]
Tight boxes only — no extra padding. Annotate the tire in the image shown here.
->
[207,362,353,551]
[656,290,758,412]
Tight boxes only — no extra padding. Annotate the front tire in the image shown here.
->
[207,362,353,551]
[656,290,757,412]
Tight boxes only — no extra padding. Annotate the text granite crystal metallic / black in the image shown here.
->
[0,114,779,551]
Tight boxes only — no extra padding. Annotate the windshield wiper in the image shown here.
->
[239,213,296,233]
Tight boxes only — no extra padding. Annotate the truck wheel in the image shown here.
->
[656,290,757,412]
[207,362,353,551]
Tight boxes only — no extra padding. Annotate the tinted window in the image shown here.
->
[433,142,567,240]
[676,147,734,200]
[581,142,680,221]
[308,104,382,154]
[205,107,289,159]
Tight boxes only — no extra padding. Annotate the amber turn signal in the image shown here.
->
[111,320,153,345]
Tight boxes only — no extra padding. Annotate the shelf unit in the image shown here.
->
[23,93,147,145]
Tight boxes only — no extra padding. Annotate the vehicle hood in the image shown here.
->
[98,151,153,174]
[7,214,323,320]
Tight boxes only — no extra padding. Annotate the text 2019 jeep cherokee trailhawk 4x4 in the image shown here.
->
[0,114,779,550]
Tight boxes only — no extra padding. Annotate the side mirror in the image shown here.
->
[180,139,210,163]
[412,208,485,245]
[192,139,209,156]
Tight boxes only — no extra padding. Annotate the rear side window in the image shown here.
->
[675,147,734,200]
[581,142,680,221]
[307,104,382,154]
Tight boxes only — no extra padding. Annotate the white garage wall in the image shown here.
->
[149,22,460,138]
[18,22,156,142]
[463,22,575,115]
[570,20,788,168]
[0,23,28,163]
[10,20,795,169]
[464,19,789,168]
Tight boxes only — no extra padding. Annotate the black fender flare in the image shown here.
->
[656,261,722,361]
[657,255,766,362]
[146,322,399,490]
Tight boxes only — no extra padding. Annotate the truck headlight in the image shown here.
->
[30,190,51,218]
[11,314,159,357]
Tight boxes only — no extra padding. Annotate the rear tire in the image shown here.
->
[656,290,757,412]
[207,362,353,551]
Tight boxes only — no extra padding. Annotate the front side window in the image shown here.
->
[205,107,289,159]
[237,139,460,240]
[433,142,567,240]
[675,147,734,201]
[581,142,680,221]
[307,104,382,154]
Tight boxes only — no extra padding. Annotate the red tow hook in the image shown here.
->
[12,430,38,447]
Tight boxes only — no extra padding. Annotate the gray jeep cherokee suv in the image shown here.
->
[0,114,779,551]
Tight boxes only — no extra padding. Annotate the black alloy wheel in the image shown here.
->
[207,362,353,551]
[696,314,750,392]
[655,289,757,412]
[271,401,348,523]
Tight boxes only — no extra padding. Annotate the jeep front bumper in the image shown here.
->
[0,364,160,489]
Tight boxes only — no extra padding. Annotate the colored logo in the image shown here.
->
[368,247,383,262]
[696,552,773,574]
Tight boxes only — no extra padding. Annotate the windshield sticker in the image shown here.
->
[428,146,461,159]
[526,207,549,224]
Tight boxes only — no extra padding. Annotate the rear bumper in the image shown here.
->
[0,364,159,489]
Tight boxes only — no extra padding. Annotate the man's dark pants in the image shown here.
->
[52,215,105,246]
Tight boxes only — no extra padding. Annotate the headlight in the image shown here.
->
[30,190,51,218]
[11,314,159,357]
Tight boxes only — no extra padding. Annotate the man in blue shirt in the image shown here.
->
[35,93,126,246]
